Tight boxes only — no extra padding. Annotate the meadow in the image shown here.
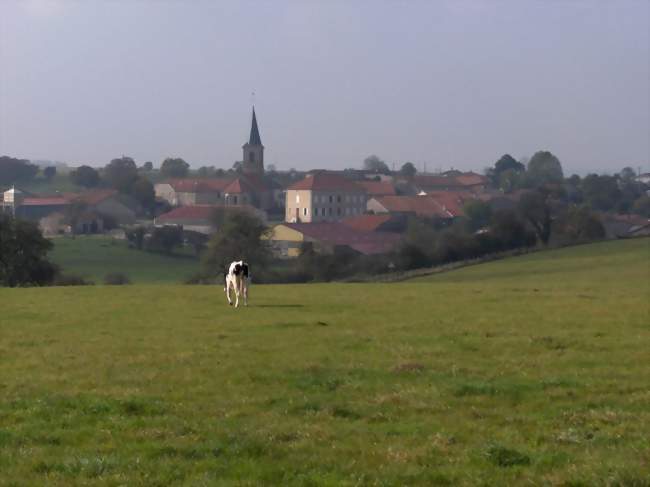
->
[50,236,200,284]
[0,238,648,486]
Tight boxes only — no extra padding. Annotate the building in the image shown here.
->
[285,172,367,223]
[154,108,281,215]
[267,222,402,258]
[407,172,489,194]
[241,108,264,175]
[367,195,456,219]
[356,180,397,198]
[155,204,267,235]
[155,179,231,206]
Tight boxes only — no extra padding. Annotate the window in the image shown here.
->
[337,208,341,216]
[303,207,308,216]
[233,195,238,205]
[337,195,341,203]
[249,151,255,162]
[329,195,333,203]
[328,208,332,216]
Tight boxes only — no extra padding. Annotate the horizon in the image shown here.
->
[1,1,648,175]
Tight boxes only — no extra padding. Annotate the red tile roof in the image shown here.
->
[157,204,262,223]
[372,195,452,218]
[281,222,401,255]
[425,191,471,217]
[224,178,256,194]
[288,172,365,192]
[22,197,70,206]
[166,179,232,193]
[454,172,488,186]
[342,214,393,232]
[74,189,118,206]
[357,181,397,196]
[413,172,488,190]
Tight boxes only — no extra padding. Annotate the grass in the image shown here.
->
[50,236,200,284]
[0,238,649,485]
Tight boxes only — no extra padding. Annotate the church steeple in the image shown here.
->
[249,108,262,146]
[242,107,264,174]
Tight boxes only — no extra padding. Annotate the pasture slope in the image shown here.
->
[1,238,648,486]
[50,236,200,284]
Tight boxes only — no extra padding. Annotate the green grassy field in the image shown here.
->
[50,236,200,284]
[1,238,649,486]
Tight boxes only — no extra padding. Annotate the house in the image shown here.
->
[409,172,489,194]
[154,179,231,206]
[155,204,267,235]
[285,171,367,223]
[367,195,456,219]
[341,214,408,233]
[356,180,397,198]
[74,189,137,225]
[600,213,650,239]
[267,222,402,258]
[39,209,106,236]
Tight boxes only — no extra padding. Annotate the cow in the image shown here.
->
[224,260,250,307]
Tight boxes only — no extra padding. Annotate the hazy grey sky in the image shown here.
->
[1,1,648,174]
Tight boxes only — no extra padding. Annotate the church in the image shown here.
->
[154,107,283,215]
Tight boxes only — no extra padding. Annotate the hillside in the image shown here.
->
[50,236,200,284]
[0,238,648,485]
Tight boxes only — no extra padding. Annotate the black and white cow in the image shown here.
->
[224,260,250,307]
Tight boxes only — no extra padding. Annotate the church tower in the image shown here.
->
[242,107,264,174]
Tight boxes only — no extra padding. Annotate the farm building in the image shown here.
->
[267,222,401,258]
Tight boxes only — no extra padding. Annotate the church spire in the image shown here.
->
[249,107,262,146]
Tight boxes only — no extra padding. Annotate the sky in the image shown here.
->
[0,0,648,175]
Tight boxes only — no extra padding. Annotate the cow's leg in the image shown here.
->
[243,280,248,306]
[225,278,233,305]
[234,278,240,308]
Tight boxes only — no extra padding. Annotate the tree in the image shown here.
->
[499,169,525,193]
[0,156,39,185]
[160,157,190,178]
[554,206,605,242]
[142,161,154,171]
[580,174,621,211]
[399,162,417,177]
[104,157,138,193]
[70,165,101,188]
[132,177,155,213]
[43,166,57,182]
[526,151,564,187]
[363,155,390,174]
[463,199,492,232]
[494,154,525,176]
[619,167,637,182]
[146,226,183,254]
[0,214,57,287]
[202,209,271,277]
[489,209,536,249]
[518,190,552,245]
[632,195,650,217]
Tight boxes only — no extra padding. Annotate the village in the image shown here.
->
[2,109,649,269]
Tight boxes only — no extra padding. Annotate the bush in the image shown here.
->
[53,274,95,286]
[103,273,131,285]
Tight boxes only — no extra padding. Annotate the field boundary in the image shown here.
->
[344,236,648,283]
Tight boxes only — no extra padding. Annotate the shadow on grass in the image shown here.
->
[255,304,304,308]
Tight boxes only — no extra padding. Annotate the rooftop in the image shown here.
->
[287,172,366,192]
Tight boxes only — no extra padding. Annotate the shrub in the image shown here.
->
[53,274,94,286]
[485,444,531,467]
[103,273,131,285]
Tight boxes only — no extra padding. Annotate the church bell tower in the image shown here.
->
[242,108,264,174]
